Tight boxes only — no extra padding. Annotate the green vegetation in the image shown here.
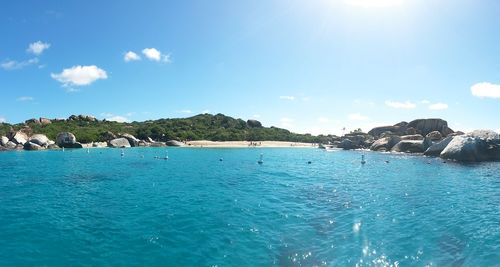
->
[0,114,337,144]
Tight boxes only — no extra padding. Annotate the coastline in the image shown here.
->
[184,140,317,148]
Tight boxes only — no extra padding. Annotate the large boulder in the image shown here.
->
[407,119,454,137]
[39,118,52,125]
[424,136,454,156]
[24,142,45,151]
[368,125,404,138]
[8,131,28,145]
[400,134,424,141]
[25,118,41,125]
[426,131,442,141]
[391,140,425,153]
[118,133,139,147]
[166,140,184,147]
[29,134,50,147]
[4,141,17,149]
[68,114,97,122]
[56,132,79,148]
[100,131,117,141]
[343,133,373,148]
[247,119,263,128]
[0,136,8,146]
[370,136,402,151]
[109,138,131,148]
[338,139,355,150]
[440,130,500,162]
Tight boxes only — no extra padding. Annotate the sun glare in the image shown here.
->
[344,0,403,8]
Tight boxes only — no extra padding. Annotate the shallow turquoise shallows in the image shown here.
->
[0,148,499,266]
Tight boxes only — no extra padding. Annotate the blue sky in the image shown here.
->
[1,0,499,135]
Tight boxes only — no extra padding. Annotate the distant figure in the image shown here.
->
[385,160,390,163]
[258,154,264,164]
[307,161,312,164]
[361,154,366,165]
[121,149,124,157]
[219,158,223,162]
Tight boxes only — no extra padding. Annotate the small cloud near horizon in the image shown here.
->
[51,65,107,87]
[1,58,39,70]
[279,95,295,101]
[385,100,416,109]
[17,96,34,101]
[471,82,500,98]
[0,117,6,123]
[27,41,50,55]
[124,51,141,62]
[142,48,171,62]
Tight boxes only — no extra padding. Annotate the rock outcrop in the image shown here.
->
[119,133,139,147]
[247,119,263,128]
[0,136,8,146]
[440,130,500,162]
[166,140,184,147]
[368,125,405,138]
[40,118,52,125]
[338,139,354,150]
[109,138,131,148]
[391,140,425,153]
[407,119,454,137]
[68,115,97,122]
[56,132,81,148]
[29,134,49,147]
[425,131,442,141]
[8,131,28,145]
[400,134,424,141]
[370,136,402,151]
[24,142,45,151]
[4,141,17,149]
[424,136,454,156]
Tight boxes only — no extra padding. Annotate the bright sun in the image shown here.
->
[344,0,403,8]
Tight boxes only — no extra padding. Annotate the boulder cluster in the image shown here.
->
[0,128,184,151]
[333,118,499,162]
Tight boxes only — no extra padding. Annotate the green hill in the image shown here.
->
[0,113,337,144]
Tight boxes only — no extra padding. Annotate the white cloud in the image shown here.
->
[385,100,416,109]
[107,116,129,123]
[420,100,430,104]
[51,65,107,87]
[27,41,50,55]
[142,48,170,62]
[201,109,211,114]
[471,82,500,98]
[279,95,296,101]
[1,58,39,70]
[348,113,369,121]
[178,109,192,114]
[253,114,261,118]
[344,0,403,8]
[428,103,448,110]
[17,96,34,101]
[0,117,6,123]
[124,51,141,62]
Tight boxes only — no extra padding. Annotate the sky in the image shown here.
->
[1,0,499,135]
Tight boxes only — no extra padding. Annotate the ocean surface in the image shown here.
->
[0,148,498,266]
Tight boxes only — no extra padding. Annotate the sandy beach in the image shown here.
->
[185,140,317,148]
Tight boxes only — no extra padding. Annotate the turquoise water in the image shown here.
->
[0,148,498,266]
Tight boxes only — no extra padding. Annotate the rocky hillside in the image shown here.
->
[0,113,337,151]
[335,118,499,162]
